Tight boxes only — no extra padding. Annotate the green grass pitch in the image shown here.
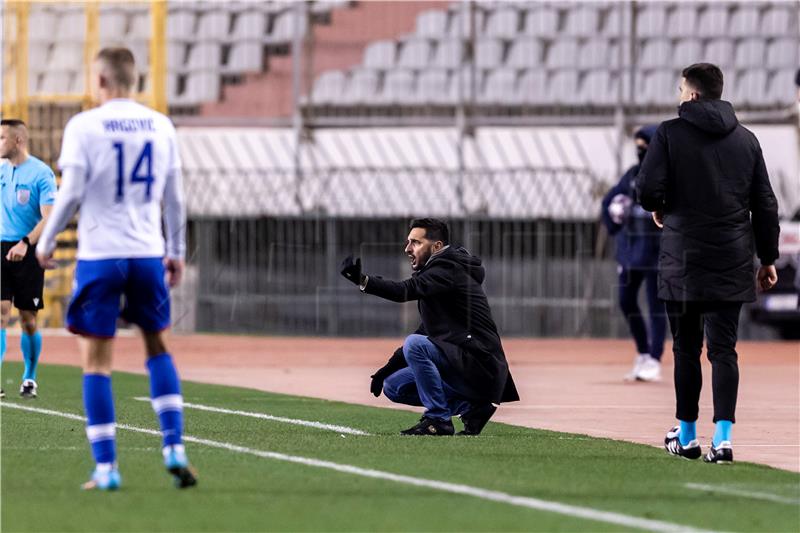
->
[2,362,799,532]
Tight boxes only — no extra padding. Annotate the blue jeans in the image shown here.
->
[382,334,473,421]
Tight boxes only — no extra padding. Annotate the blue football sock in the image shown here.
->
[713,420,733,447]
[147,353,184,448]
[678,420,696,446]
[21,330,42,381]
[1,328,6,369]
[83,374,117,465]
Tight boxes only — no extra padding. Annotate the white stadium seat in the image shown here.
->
[230,10,268,40]
[704,39,735,69]
[341,70,380,105]
[196,11,232,40]
[506,39,543,69]
[671,39,703,69]
[635,5,667,36]
[563,6,599,37]
[447,8,485,38]
[185,43,223,71]
[728,6,761,37]
[578,38,615,69]
[267,10,308,44]
[167,10,197,41]
[397,40,432,70]
[98,9,129,42]
[639,39,672,69]
[480,68,520,105]
[363,40,396,69]
[733,69,768,106]
[432,40,463,69]
[696,6,730,38]
[485,8,520,40]
[224,42,263,73]
[666,6,697,38]
[311,70,347,105]
[766,38,798,69]
[415,10,448,39]
[175,71,221,106]
[379,70,416,105]
[414,70,452,105]
[760,6,798,36]
[734,39,766,69]
[522,7,559,37]
[474,39,504,69]
[546,39,579,69]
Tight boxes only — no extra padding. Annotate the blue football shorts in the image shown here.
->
[67,257,170,338]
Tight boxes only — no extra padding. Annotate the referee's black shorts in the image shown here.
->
[1,240,45,311]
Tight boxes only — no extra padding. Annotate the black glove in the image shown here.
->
[370,347,407,397]
[340,256,364,286]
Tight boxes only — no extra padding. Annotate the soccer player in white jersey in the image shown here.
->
[37,47,196,491]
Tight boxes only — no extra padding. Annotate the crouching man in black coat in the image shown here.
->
[636,63,780,464]
[340,218,519,436]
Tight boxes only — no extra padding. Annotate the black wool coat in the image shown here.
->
[364,246,519,404]
[636,99,780,302]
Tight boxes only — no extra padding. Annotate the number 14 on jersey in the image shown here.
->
[112,141,154,202]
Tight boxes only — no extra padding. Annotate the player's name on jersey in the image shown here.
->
[102,118,156,133]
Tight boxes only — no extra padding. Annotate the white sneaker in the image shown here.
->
[636,356,662,382]
[624,354,648,381]
[19,379,38,398]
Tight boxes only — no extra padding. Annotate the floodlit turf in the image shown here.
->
[2,362,799,532]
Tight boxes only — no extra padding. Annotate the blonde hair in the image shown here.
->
[96,47,137,90]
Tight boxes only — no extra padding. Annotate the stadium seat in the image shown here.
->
[734,39,766,69]
[379,70,416,105]
[230,10,268,40]
[98,9,129,42]
[415,9,448,39]
[760,6,798,35]
[448,68,482,102]
[167,72,180,101]
[267,10,308,44]
[546,39,580,69]
[475,39,505,69]
[547,70,581,104]
[127,42,150,73]
[341,69,380,105]
[580,70,616,105]
[186,43,223,71]
[485,8,520,40]
[578,38,615,69]
[176,71,221,106]
[128,12,151,39]
[638,69,678,105]
[448,8,485,38]
[506,38,543,69]
[635,5,667,36]
[639,39,672,68]
[696,5,731,38]
[167,43,186,72]
[312,70,347,105]
[522,7,559,37]
[733,69,768,106]
[432,40,463,69]
[397,40,432,70]
[28,8,58,41]
[767,68,797,106]
[28,43,51,70]
[48,43,84,72]
[563,6,599,36]
[766,38,798,68]
[167,10,197,41]
[40,71,77,94]
[196,10,232,41]
[666,5,697,37]
[414,70,452,105]
[56,10,86,42]
[223,42,263,73]
[728,6,761,37]
[704,39,735,69]
[480,69,520,105]
[671,39,703,68]
[363,40,397,70]
[602,4,629,37]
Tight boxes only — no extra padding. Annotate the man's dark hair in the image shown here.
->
[410,218,450,245]
[682,63,724,100]
[0,119,26,128]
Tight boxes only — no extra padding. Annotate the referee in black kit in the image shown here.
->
[636,63,780,465]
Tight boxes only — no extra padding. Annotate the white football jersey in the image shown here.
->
[58,99,181,260]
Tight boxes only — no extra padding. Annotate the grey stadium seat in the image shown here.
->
[414,70,452,105]
[185,43,223,71]
[175,71,221,106]
[363,40,396,69]
[728,6,761,38]
[734,39,766,69]
[311,70,346,105]
[666,5,697,38]
[761,6,799,36]
[506,38,543,69]
[341,69,380,105]
[448,68,483,102]
[379,70,416,105]
[522,7,559,37]
[480,69,520,105]
[767,69,798,106]
[547,70,581,105]
[167,10,196,41]
[475,39,505,69]
[766,38,799,69]
[518,70,549,105]
[485,8,520,40]
[602,4,629,37]
[546,39,579,69]
[563,6,599,37]
[579,38,615,69]
[196,10,232,40]
[639,39,672,68]
[432,40,463,69]
[267,9,308,44]
[696,5,730,38]
[638,70,678,106]
[635,5,666,36]
[447,8,485,38]
[223,42,263,73]
[415,9,448,39]
[733,69,768,107]
[230,10,268,40]
[671,39,703,69]
[397,40,432,69]
[704,39,735,69]
[580,70,616,106]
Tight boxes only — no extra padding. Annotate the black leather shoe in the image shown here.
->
[400,416,454,436]
[458,404,497,435]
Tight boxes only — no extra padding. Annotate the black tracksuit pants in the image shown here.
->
[665,301,743,424]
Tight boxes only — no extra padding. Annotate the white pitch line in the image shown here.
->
[2,402,719,533]
[685,483,800,506]
[132,397,370,436]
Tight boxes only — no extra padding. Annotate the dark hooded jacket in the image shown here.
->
[363,246,519,404]
[635,99,780,302]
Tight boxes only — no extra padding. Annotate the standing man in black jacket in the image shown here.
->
[340,218,519,436]
[636,63,780,464]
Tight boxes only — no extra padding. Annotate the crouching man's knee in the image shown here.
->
[402,334,429,363]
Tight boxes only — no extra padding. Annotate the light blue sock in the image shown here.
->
[1,328,6,370]
[713,420,733,447]
[21,331,42,382]
[679,420,696,446]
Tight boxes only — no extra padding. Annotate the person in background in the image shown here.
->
[601,125,665,382]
